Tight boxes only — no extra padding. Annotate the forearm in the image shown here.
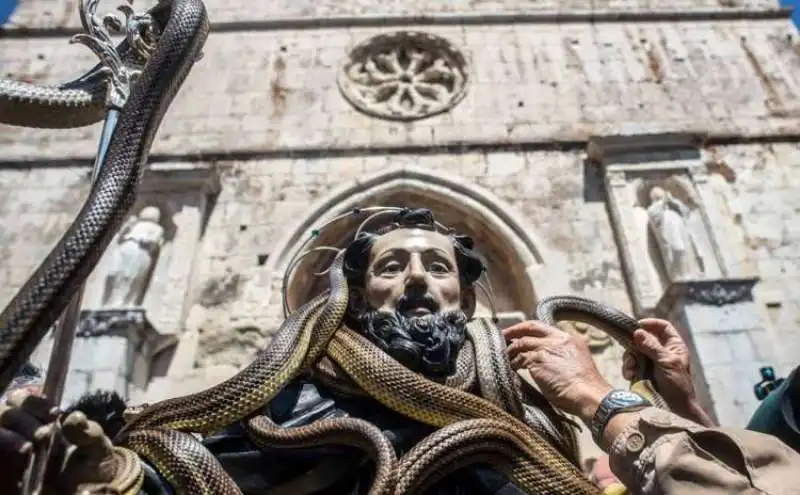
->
[573,388,800,494]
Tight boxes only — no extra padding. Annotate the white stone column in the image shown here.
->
[58,309,176,407]
[689,166,747,277]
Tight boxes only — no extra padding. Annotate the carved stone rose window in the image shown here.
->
[338,31,470,121]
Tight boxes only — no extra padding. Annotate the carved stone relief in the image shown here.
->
[82,162,220,336]
[588,133,732,315]
[555,321,612,353]
[685,280,754,306]
[338,31,470,121]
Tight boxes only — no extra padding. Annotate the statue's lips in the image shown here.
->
[398,296,439,317]
[407,307,432,317]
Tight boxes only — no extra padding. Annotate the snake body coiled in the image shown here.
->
[0,0,210,396]
[536,295,668,409]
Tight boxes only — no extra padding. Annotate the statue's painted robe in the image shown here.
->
[139,377,526,495]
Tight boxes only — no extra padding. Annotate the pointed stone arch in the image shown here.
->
[265,164,570,318]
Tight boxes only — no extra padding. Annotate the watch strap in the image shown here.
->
[591,389,651,446]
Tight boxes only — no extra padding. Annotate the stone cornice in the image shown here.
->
[140,162,221,195]
[587,132,707,165]
[2,8,792,39]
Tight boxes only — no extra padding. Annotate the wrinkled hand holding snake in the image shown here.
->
[0,1,670,493]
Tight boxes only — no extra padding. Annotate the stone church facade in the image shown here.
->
[2,0,800,460]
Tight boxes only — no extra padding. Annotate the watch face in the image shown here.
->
[609,390,644,404]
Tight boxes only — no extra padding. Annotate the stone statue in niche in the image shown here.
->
[646,186,704,280]
[102,206,165,308]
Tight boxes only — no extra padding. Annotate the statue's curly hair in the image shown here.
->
[342,208,486,289]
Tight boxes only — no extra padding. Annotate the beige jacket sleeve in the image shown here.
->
[607,407,800,495]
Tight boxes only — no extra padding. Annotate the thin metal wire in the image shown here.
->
[353,208,404,239]
[478,270,499,322]
[282,246,344,317]
[474,279,498,322]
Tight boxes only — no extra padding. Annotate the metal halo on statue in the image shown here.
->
[280,206,498,320]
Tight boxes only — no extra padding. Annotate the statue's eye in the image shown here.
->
[380,262,402,274]
[429,261,450,274]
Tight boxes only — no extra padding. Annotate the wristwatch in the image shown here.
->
[591,389,651,446]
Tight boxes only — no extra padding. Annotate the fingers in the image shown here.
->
[506,335,566,358]
[61,412,110,452]
[510,352,539,371]
[62,412,96,446]
[502,321,559,341]
[631,328,664,361]
[637,318,682,345]
[506,335,568,372]
[621,350,637,381]
[6,390,59,424]
[0,405,45,441]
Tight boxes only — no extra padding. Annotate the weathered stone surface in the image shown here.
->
[4,0,784,30]
[5,142,797,388]
[708,142,800,377]
[2,19,800,160]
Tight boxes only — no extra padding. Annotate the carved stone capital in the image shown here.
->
[140,162,221,195]
[685,278,758,307]
[77,308,147,338]
[654,277,760,317]
[77,308,177,358]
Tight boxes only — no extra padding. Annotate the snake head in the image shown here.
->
[122,403,149,423]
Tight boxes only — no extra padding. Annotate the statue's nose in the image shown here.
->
[406,256,426,283]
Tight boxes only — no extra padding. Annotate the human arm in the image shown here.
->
[621,318,715,427]
[503,321,800,495]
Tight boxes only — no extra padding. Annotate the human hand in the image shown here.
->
[0,389,142,495]
[0,388,56,494]
[588,455,620,489]
[622,318,714,426]
[503,321,613,423]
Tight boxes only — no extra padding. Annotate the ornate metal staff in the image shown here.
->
[21,111,121,495]
[16,2,158,493]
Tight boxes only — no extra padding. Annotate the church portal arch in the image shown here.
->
[266,164,571,319]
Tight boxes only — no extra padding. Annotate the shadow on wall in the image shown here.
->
[0,0,17,24]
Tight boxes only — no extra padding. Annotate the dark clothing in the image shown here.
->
[140,376,524,494]
[748,365,800,453]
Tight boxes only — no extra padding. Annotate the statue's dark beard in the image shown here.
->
[356,308,468,378]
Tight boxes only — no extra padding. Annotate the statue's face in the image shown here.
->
[139,206,161,223]
[650,186,666,203]
[363,228,464,318]
[349,227,472,377]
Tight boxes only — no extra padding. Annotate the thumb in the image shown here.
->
[631,329,663,361]
[621,350,636,381]
[61,412,111,453]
